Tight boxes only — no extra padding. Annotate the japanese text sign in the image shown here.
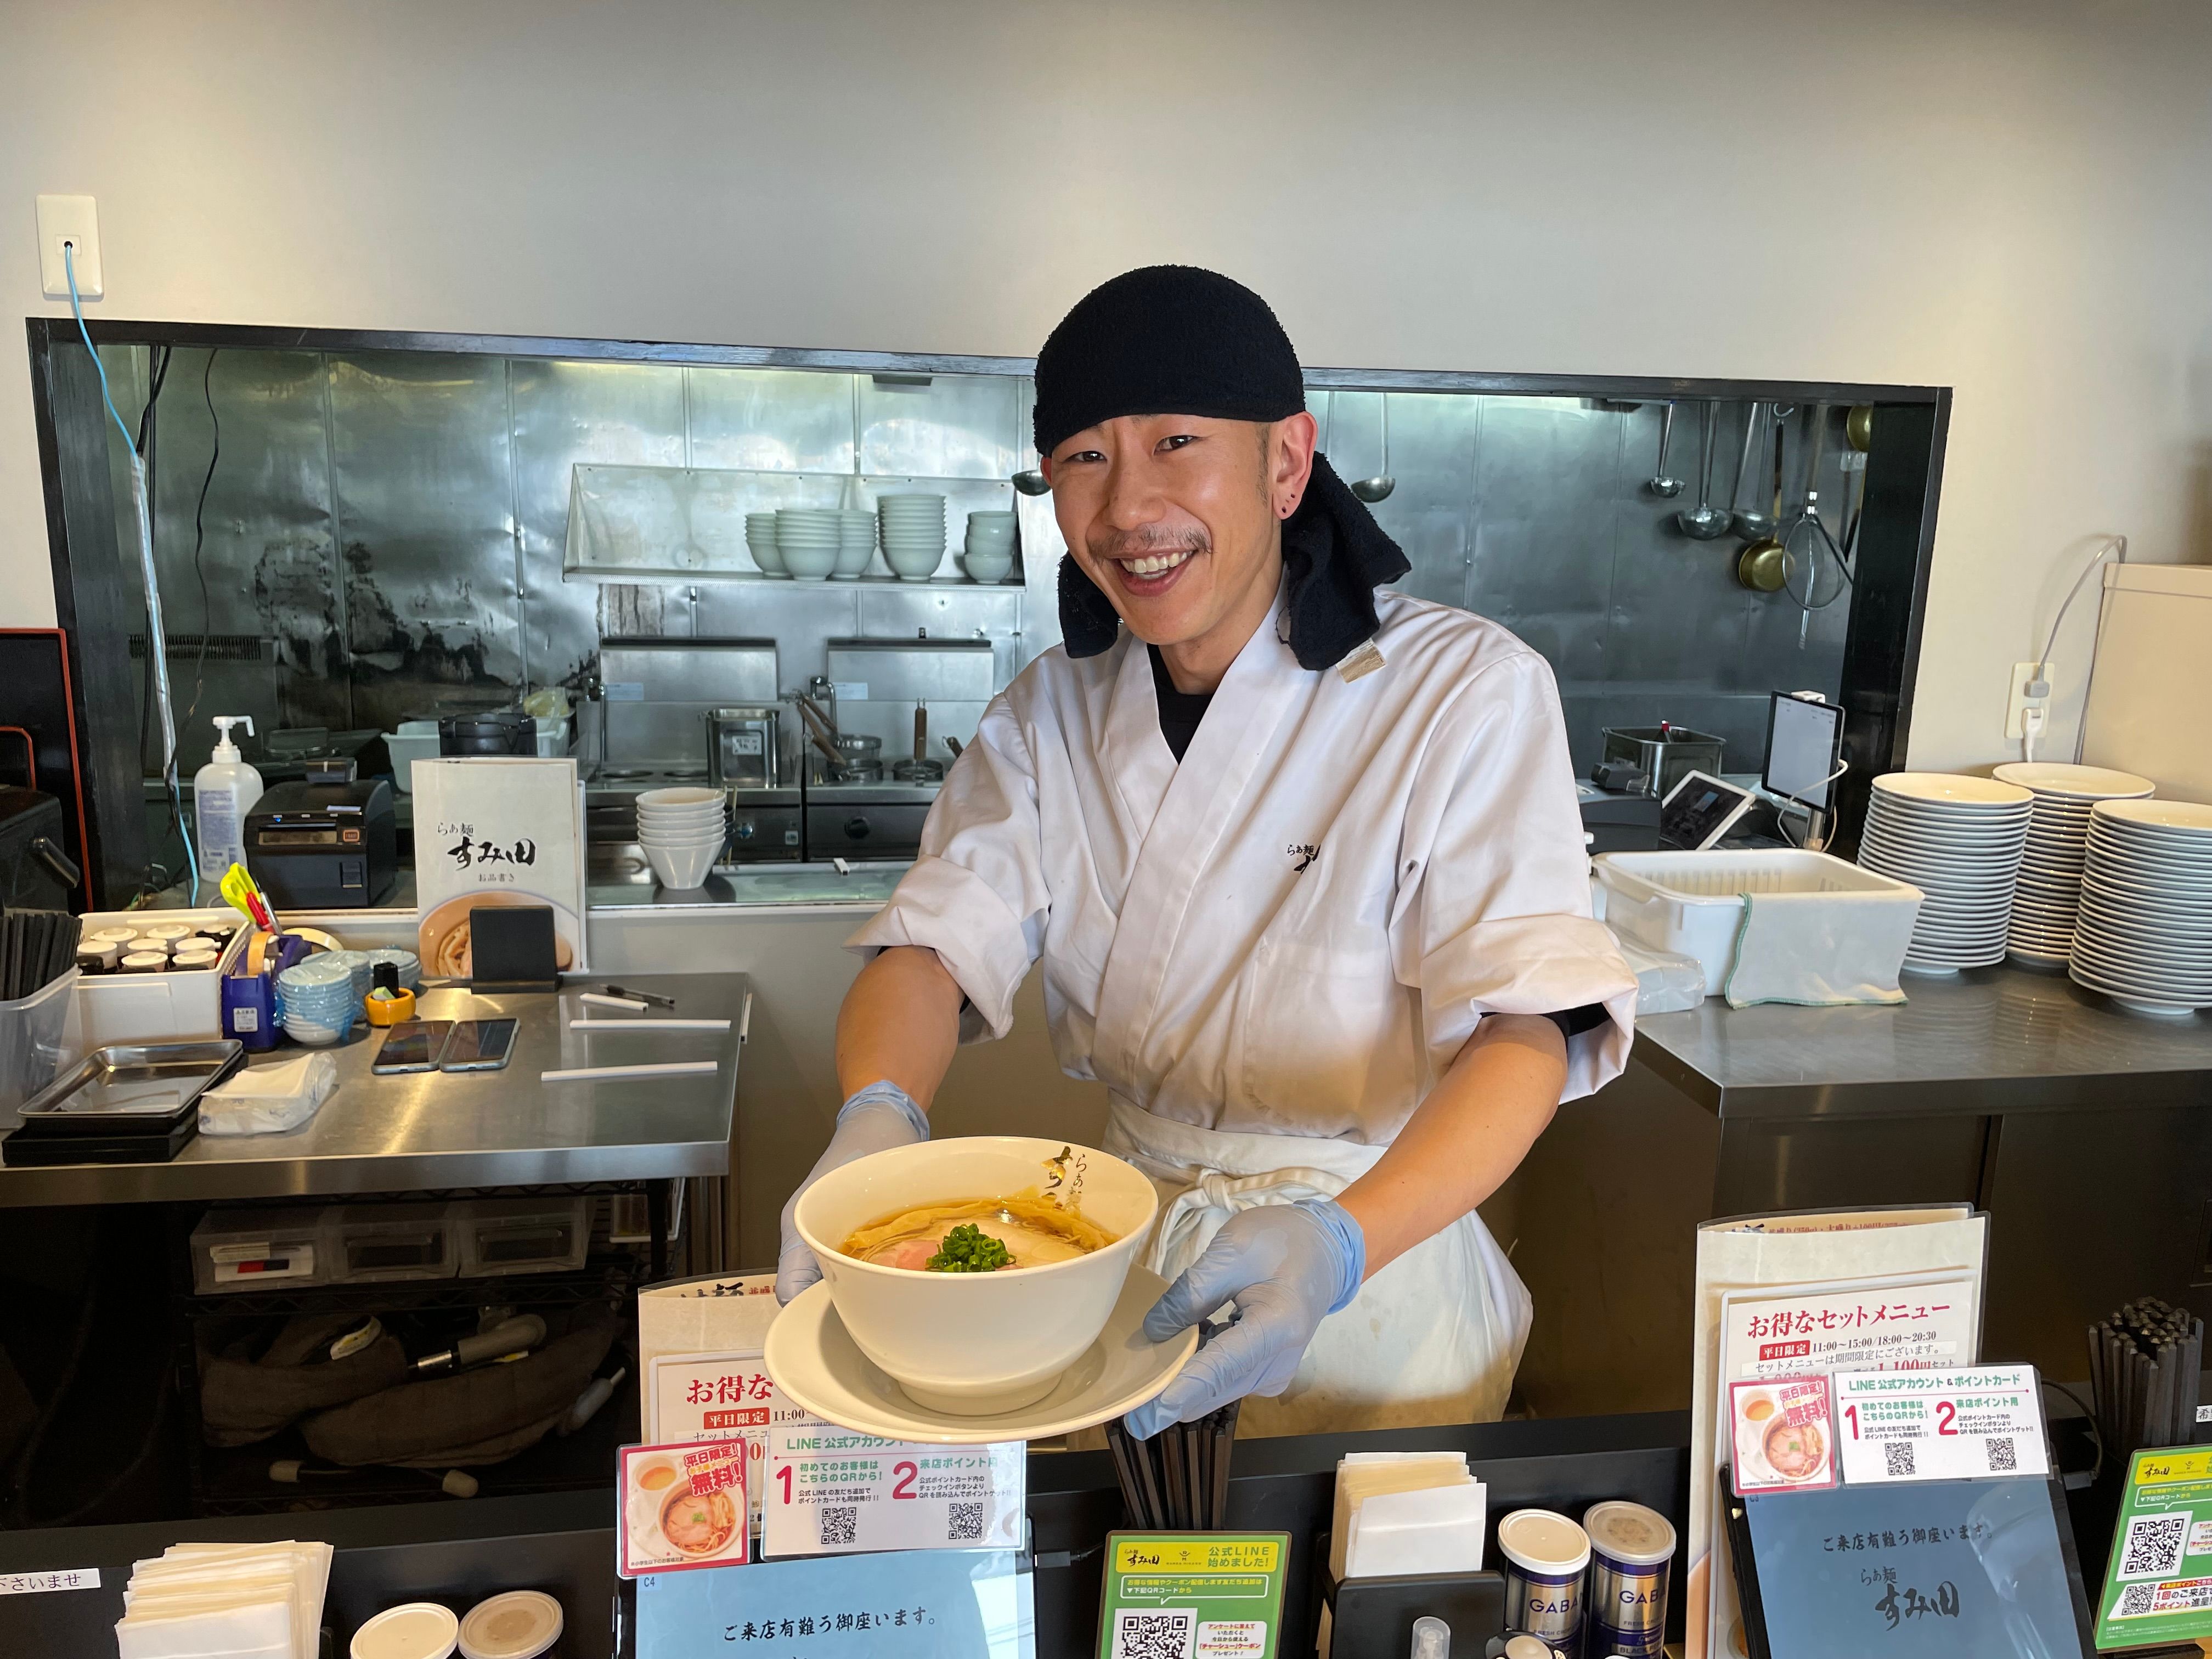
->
[1833,1365,2050,1486]
[1097,1534,1288,1659]
[2095,1447,2212,1649]
[635,1548,1031,1658]
[762,1421,1024,1558]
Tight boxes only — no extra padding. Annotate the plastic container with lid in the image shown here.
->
[329,1203,458,1283]
[352,1601,460,1659]
[190,1205,328,1294]
[454,1197,590,1278]
[459,1590,563,1659]
[1497,1508,1590,1655]
[1582,1500,1677,1658]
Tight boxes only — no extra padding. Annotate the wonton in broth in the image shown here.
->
[840,1195,1116,1273]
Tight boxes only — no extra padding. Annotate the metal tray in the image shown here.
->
[15,1041,247,1124]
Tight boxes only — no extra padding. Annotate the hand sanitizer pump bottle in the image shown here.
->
[194,716,264,882]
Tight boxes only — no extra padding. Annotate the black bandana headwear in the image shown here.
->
[1034,265,1409,672]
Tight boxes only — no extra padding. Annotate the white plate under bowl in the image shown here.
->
[2067,967,2210,1013]
[764,1269,1196,1445]
[2067,939,2212,982]
[1872,772,2035,806]
[2096,799,2212,834]
[1865,802,2030,830]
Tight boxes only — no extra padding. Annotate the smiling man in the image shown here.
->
[778,266,1637,1438]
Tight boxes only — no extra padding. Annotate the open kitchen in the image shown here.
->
[1,5,2210,1657]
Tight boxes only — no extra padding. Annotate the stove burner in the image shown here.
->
[600,766,710,782]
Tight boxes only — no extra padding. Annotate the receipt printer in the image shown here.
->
[245,758,397,909]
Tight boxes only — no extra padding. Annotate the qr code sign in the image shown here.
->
[1111,1608,1196,1659]
[1985,1435,2017,1471]
[947,1500,985,1541]
[2121,1511,2191,1581]
[817,1505,857,1548]
[1884,1440,1915,1478]
[2117,1583,2159,1617]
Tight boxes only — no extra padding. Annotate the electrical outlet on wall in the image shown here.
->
[2005,660,2055,741]
[36,195,103,300]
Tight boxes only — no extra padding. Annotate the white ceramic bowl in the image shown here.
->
[646,840,720,890]
[635,786,723,810]
[782,543,838,581]
[638,826,729,849]
[962,551,1014,583]
[884,545,944,581]
[794,1136,1159,1415]
[748,535,788,575]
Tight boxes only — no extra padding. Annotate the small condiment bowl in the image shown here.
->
[793,1136,1159,1415]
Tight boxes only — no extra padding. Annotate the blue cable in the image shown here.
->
[66,245,200,900]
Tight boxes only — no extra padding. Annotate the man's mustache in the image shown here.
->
[1086,526,1211,562]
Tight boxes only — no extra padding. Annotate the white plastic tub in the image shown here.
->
[1593,850,1923,997]
[73,907,249,1047]
[386,721,441,794]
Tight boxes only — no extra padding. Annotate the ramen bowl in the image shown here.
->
[793,1136,1159,1415]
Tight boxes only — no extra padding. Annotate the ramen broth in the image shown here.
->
[840,1195,1116,1272]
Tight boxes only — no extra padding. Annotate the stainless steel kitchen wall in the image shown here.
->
[109,344,1855,775]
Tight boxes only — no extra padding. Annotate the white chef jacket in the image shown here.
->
[848,584,1637,1141]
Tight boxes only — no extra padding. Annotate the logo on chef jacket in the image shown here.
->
[1286,842,1319,874]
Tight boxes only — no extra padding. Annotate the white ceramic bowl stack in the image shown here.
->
[961,510,1017,583]
[1989,762,2157,966]
[877,494,947,581]
[745,511,786,578]
[635,785,727,890]
[2068,799,2212,1017]
[775,509,841,582]
[1854,772,2033,974]
[833,509,876,579]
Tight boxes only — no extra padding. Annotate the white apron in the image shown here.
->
[1105,1095,1532,1436]
[850,584,1636,1435]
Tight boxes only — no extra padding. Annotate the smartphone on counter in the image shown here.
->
[372,1021,453,1075]
[440,1017,518,1073]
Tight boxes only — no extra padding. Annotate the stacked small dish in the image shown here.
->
[1989,762,2156,966]
[878,494,947,581]
[1854,772,2032,974]
[277,954,359,1046]
[635,785,727,890]
[961,510,1016,583]
[2068,799,2212,1017]
[775,509,841,581]
[745,511,786,578]
[834,510,877,580]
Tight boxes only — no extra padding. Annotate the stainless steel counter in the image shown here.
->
[0,972,747,1207]
[1632,960,2212,1120]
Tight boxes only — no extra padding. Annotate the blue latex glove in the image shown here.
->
[775,1081,929,1304]
[1121,1197,1365,1438]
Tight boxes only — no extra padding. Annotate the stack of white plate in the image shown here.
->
[775,509,841,581]
[745,511,786,577]
[1989,762,2156,965]
[635,786,727,890]
[1855,772,2032,974]
[878,494,946,581]
[833,510,876,579]
[2068,799,2212,1017]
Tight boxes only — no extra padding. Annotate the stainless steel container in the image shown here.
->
[705,705,782,789]
[1582,1500,1676,1658]
[1498,1509,1589,1657]
[599,638,779,772]
[1600,725,1726,800]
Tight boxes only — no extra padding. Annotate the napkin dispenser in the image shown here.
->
[244,759,397,909]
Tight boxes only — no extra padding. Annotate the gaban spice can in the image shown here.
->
[1498,1508,1590,1655]
[1582,1500,1677,1657]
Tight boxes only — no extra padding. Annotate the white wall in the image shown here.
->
[4,0,2209,769]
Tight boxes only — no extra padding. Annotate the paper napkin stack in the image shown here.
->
[114,1541,333,1659]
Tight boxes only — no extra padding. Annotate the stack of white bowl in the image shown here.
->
[1989,762,2156,965]
[961,511,1016,583]
[635,786,727,890]
[2068,799,2212,1016]
[834,510,876,579]
[746,511,786,578]
[1854,772,2032,974]
[877,494,947,581]
[775,509,840,581]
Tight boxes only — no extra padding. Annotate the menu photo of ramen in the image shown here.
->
[618,1441,750,1577]
[1730,1374,1838,1494]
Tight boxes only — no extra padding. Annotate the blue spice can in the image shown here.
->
[1498,1508,1590,1656]
[1582,1499,1677,1658]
